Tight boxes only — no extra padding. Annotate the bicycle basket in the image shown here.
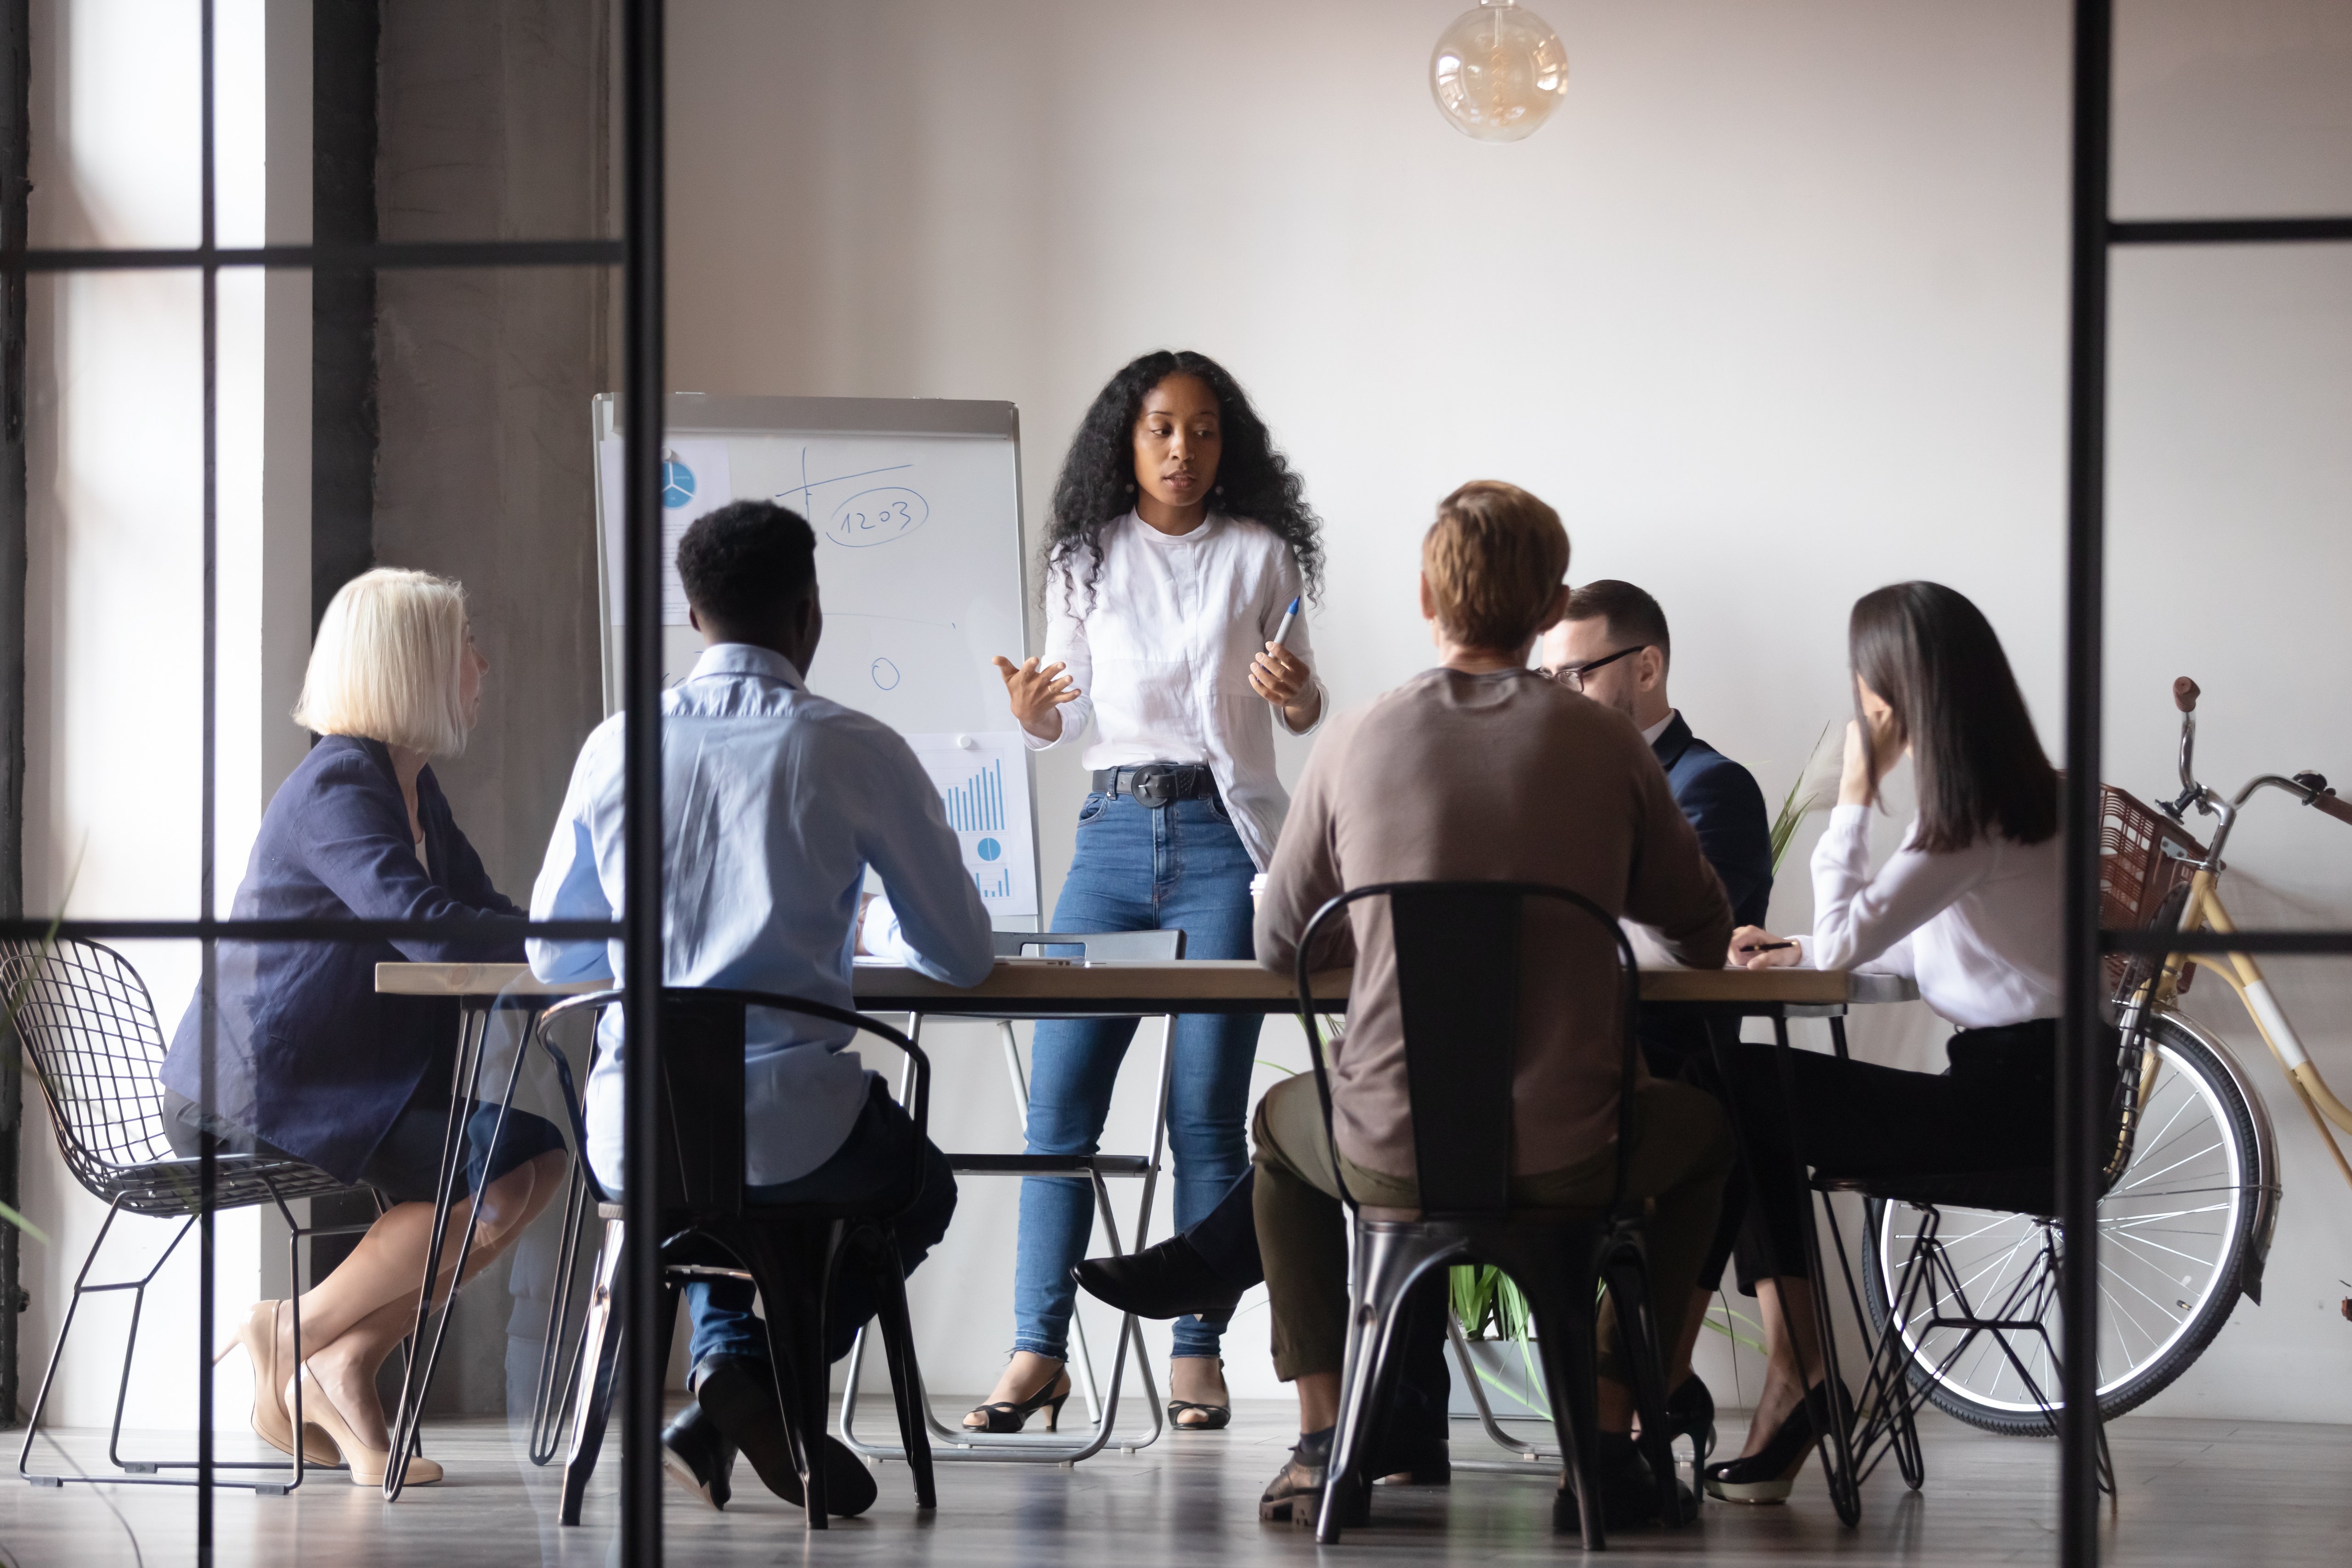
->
[2098,784,2208,994]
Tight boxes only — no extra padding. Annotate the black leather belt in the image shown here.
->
[1093,763,1216,809]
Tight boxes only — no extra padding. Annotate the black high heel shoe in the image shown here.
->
[1663,1374,1717,1473]
[1700,1380,1847,1504]
[964,1365,1073,1434]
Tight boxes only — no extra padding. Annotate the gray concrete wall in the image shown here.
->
[373,0,614,900]
[370,0,616,1415]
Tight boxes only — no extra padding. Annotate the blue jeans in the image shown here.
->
[684,1078,958,1375]
[1012,790,1262,1362]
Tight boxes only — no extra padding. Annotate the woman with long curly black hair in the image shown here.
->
[972,350,1327,1436]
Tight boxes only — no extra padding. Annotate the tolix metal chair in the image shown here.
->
[1292,882,1684,1548]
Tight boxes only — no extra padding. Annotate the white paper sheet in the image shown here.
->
[904,730,1039,920]
[599,436,733,626]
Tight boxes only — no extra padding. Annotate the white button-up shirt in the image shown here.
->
[528,644,994,1189]
[1029,511,1321,869]
[1804,803,2063,1028]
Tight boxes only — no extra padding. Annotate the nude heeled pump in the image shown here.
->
[215,1301,340,1468]
[288,1367,443,1488]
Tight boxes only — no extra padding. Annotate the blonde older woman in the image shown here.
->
[161,568,567,1487]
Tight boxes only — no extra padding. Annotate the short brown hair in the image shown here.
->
[1422,481,1570,652]
[1564,579,1672,668]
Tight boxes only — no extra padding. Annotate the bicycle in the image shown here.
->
[1861,675,2352,1432]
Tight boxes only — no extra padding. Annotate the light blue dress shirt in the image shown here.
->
[528,643,995,1189]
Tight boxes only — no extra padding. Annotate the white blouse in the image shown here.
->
[1029,511,1321,870]
[1803,803,2063,1029]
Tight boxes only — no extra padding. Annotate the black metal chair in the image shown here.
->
[1292,882,1684,1548]
[1723,956,2150,1525]
[843,926,1185,1463]
[2,939,379,1494]
[539,987,939,1528]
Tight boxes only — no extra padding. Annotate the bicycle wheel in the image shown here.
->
[1862,1016,2261,1433]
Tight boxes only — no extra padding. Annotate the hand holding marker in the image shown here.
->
[1250,597,1309,708]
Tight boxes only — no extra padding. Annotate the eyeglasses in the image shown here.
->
[1540,645,1645,693]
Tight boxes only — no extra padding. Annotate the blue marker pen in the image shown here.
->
[1271,596,1300,649]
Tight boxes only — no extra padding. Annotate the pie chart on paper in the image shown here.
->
[662,457,696,508]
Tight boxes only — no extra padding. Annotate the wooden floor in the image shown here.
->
[4,1400,2349,1567]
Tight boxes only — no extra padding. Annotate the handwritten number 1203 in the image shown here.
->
[826,486,928,548]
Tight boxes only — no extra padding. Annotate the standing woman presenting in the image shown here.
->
[973,350,1325,1433]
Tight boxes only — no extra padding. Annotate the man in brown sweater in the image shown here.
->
[1250,481,1736,1528]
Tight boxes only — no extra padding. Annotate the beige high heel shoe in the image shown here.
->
[288,1366,443,1488]
[215,1302,340,1468]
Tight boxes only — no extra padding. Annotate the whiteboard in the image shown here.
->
[591,393,1040,927]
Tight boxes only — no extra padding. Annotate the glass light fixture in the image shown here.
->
[1429,0,1570,143]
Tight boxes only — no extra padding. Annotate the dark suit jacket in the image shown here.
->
[1643,712,1775,1072]
[160,735,524,1183]
[1652,713,1774,929]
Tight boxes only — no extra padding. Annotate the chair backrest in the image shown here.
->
[994,928,1185,962]
[0,939,175,1194]
[1293,882,1640,1218]
[535,987,930,1217]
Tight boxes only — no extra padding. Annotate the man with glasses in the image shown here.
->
[1538,578,1774,1437]
[1539,580,1773,932]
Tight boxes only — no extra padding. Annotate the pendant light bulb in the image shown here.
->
[1429,0,1570,143]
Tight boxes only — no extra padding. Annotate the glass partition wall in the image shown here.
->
[0,4,2345,1567]
[3,0,641,1562]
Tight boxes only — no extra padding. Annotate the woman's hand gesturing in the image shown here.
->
[1249,641,1323,733]
[994,656,1081,744]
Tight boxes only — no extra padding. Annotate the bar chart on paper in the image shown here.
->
[907,731,1038,920]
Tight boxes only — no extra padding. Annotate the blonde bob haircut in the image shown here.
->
[1422,480,1571,653]
[294,568,473,756]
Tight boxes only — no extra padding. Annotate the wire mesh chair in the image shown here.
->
[3,939,377,1494]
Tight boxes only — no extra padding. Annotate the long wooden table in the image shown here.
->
[375,958,1918,1013]
[370,957,1917,1477]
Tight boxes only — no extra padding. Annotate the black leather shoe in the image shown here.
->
[1664,1374,1717,1472]
[694,1355,880,1518]
[660,1400,735,1511]
[1371,1440,1451,1487]
[1073,1235,1246,1319]
[1557,1433,1697,1532]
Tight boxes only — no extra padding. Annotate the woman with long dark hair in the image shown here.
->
[1705,581,2071,1503]
[974,350,1326,1433]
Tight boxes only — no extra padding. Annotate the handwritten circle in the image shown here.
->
[826,487,929,548]
[871,657,901,691]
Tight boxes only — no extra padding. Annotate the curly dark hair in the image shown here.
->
[1044,350,1323,611]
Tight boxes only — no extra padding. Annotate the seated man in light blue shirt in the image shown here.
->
[529,498,994,1517]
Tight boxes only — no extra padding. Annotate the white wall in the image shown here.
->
[661,0,2352,1422]
[19,0,311,1431]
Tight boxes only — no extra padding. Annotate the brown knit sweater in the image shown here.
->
[1255,667,1734,1178]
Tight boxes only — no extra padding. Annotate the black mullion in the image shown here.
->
[2060,2,2112,1562]
[621,3,666,1565]
[196,0,217,1555]
[0,917,622,941]
[2111,217,2352,245]
[2103,930,2352,955]
[3,238,624,274]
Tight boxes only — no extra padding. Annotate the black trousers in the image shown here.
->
[1716,1019,2099,1290]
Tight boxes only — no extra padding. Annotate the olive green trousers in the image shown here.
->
[1250,1072,1733,1387]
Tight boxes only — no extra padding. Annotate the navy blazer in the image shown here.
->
[1653,713,1774,931]
[160,735,525,1183]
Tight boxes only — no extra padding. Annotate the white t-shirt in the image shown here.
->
[1803,803,2062,1029]
[1029,511,1321,869]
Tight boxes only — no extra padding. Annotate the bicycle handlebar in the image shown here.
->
[2308,790,2352,829]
